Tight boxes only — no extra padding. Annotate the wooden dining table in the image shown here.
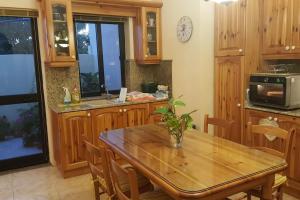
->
[99,124,287,200]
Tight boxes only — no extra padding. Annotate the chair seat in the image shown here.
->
[140,190,174,200]
[96,163,151,193]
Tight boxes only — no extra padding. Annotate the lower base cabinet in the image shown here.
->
[245,109,300,198]
[51,101,168,178]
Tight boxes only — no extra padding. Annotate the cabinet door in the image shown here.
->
[290,0,300,54]
[149,101,168,124]
[215,0,246,56]
[215,57,243,143]
[136,7,161,64]
[61,111,92,171]
[262,0,292,55]
[91,107,123,147]
[45,0,76,64]
[122,104,149,127]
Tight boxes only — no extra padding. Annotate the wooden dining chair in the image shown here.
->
[84,140,154,200]
[106,149,174,200]
[203,114,235,139]
[84,140,115,200]
[246,122,295,200]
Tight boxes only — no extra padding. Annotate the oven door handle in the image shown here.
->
[249,82,284,86]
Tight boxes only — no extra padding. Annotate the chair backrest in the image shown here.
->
[247,122,295,161]
[204,114,235,138]
[106,149,140,200]
[84,140,114,196]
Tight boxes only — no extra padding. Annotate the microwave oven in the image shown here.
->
[249,73,300,110]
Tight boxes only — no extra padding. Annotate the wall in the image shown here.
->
[161,0,215,131]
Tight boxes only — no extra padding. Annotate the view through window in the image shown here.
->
[75,21,125,97]
[0,17,48,170]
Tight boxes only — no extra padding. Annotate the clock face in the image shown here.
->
[177,16,193,42]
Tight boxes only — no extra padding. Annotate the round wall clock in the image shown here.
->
[177,16,193,43]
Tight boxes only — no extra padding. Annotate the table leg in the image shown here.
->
[261,174,275,200]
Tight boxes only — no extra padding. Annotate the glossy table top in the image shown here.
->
[100,124,287,198]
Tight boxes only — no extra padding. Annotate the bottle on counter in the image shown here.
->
[71,86,80,104]
[63,87,71,105]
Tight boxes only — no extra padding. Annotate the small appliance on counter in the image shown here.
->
[249,73,300,110]
[141,82,158,94]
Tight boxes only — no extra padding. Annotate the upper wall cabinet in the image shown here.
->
[262,0,300,56]
[135,7,162,64]
[42,0,77,67]
[215,0,246,57]
[290,0,300,54]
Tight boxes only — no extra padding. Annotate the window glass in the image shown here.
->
[75,21,124,97]
[101,24,122,91]
[76,22,101,97]
[0,17,37,96]
[0,103,42,160]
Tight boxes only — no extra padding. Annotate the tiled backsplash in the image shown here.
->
[45,66,80,106]
[45,60,172,106]
[125,60,172,92]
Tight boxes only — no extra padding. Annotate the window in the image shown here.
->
[75,21,125,97]
[0,17,48,171]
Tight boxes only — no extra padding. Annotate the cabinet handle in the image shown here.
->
[285,46,290,51]
[273,118,278,122]
[119,109,123,113]
[238,49,243,53]
[237,103,241,107]
[145,54,148,58]
[87,113,91,117]
[71,55,76,59]
[291,46,296,50]
[123,109,127,112]
[268,116,273,120]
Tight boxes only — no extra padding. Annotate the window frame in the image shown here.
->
[74,20,126,98]
[0,17,49,171]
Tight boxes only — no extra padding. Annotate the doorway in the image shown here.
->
[0,16,48,171]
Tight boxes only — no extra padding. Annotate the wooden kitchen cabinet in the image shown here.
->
[149,101,169,123]
[122,104,149,127]
[91,107,123,147]
[51,101,167,178]
[214,57,243,143]
[42,0,77,67]
[214,0,246,57]
[51,110,92,177]
[262,0,300,57]
[244,109,300,197]
[135,7,162,64]
[290,0,300,54]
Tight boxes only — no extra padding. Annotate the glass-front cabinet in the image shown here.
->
[42,0,76,67]
[135,7,162,64]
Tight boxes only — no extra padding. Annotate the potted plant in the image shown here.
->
[155,97,197,148]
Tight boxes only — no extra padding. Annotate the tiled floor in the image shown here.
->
[0,165,298,200]
[0,165,94,200]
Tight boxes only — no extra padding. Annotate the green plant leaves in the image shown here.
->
[155,97,197,139]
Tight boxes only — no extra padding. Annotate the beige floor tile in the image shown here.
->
[0,190,13,200]
[0,174,12,193]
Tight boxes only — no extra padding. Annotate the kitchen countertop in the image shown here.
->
[245,102,300,118]
[50,98,168,113]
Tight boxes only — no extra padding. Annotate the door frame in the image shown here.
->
[0,17,48,171]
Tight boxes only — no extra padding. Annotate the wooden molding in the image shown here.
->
[72,2,138,17]
[72,0,163,8]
